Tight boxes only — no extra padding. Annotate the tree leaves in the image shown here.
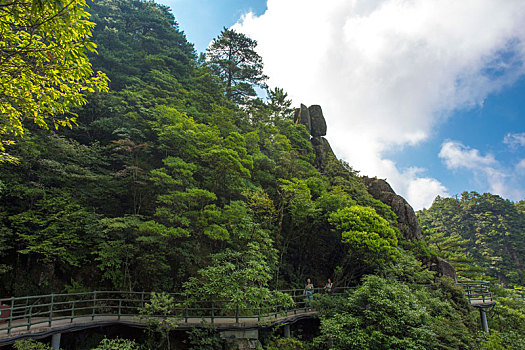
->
[0,0,109,162]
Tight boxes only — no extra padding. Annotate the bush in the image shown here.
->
[313,275,475,349]
[92,338,141,350]
[13,339,53,350]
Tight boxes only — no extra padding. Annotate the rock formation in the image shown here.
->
[295,104,335,170]
[294,104,311,134]
[308,105,327,137]
[431,257,457,281]
[362,176,423,241]
[311,135,335,169]
[294,103,423,241]
[294,103,456,280]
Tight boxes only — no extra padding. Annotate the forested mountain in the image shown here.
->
[1,1,525,349]
[0,0,397,297]
[418,192,525,285]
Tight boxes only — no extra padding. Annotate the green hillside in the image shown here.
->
[418,192,525,285]
[0,0,393,298]
[1,1,525,349]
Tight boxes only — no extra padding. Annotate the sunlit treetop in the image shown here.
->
[0,0,109,163]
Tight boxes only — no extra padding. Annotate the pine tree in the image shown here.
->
[206,28,267,103]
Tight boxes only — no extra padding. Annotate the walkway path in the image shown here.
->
[0,281,495,345]
[0,288,331,346]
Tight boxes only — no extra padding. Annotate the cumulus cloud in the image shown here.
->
[439,141,497,169]
[439,141,524,200]
[517,159,525,171]
[504,132,525,148]
[233,0,525,209]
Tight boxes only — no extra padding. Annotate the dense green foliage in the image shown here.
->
[418,192,525,285]
[3,1,525,349]
[0,0,109,163]
[315,276,474,349]
[13,339,54,350]
[329,205,399,268]
[92,338,142,350]
[14,337,142,350]
[0,0,395,298]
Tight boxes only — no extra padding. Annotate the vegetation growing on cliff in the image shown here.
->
[0,0,394,300]
[2,1,524,349]
[0,0,109,163]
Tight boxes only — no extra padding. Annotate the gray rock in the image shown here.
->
[308,105,327,136]
[362,176,423,241]
[431,257,457,281]
[294,104,311,134]
[311,136,334,169]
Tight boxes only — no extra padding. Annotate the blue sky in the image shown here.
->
[159,0,267,53]
[159,0,525,209]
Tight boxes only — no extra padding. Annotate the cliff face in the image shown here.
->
[294,104,422,242]
[294,104,455,279]
[361,176,423,241]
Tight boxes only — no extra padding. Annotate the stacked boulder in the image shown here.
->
[294,104,332,169]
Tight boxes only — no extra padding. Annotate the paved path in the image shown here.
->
[0,309,318,345]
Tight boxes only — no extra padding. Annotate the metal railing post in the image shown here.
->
[8,296,14,335]
[92,291,97,321]
[49,293,54,327]
[71,301,75,323]
[118,299,122,320]
[185,305,188,323]
[235,304,239,324]
[27,305,33,330]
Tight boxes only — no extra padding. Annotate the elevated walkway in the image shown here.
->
[458,281,496,332]
[0,288,340,346]
[0,282,499,346]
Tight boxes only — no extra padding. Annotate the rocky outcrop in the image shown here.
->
[295,104,334,170]
[294,102,456,277]
[311,136,335,169]
[294,104,311,134]
[308,105,327,137]
[431,257,457,281]
[362,177,423,241]
[295,103,423,242]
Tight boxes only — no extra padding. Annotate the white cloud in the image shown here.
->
[439,141,524,200]
[504,132,525,148]
[438,141,497,169]
[517,159,525,171]
[233,0,525,209]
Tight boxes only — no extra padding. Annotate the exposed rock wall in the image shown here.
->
[311,135,335,169]
[294,104,311,134]
[431,257,457,281]
[294,104,337,171]
[308,105,327,137]
[362,177,423,241]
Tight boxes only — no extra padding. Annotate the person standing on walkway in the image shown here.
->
[324,278,333,296]
[304,278,314,310]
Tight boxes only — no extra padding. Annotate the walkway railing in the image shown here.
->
[1,282,503,337]
[457,281,494,306]
[0,287,351,336]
